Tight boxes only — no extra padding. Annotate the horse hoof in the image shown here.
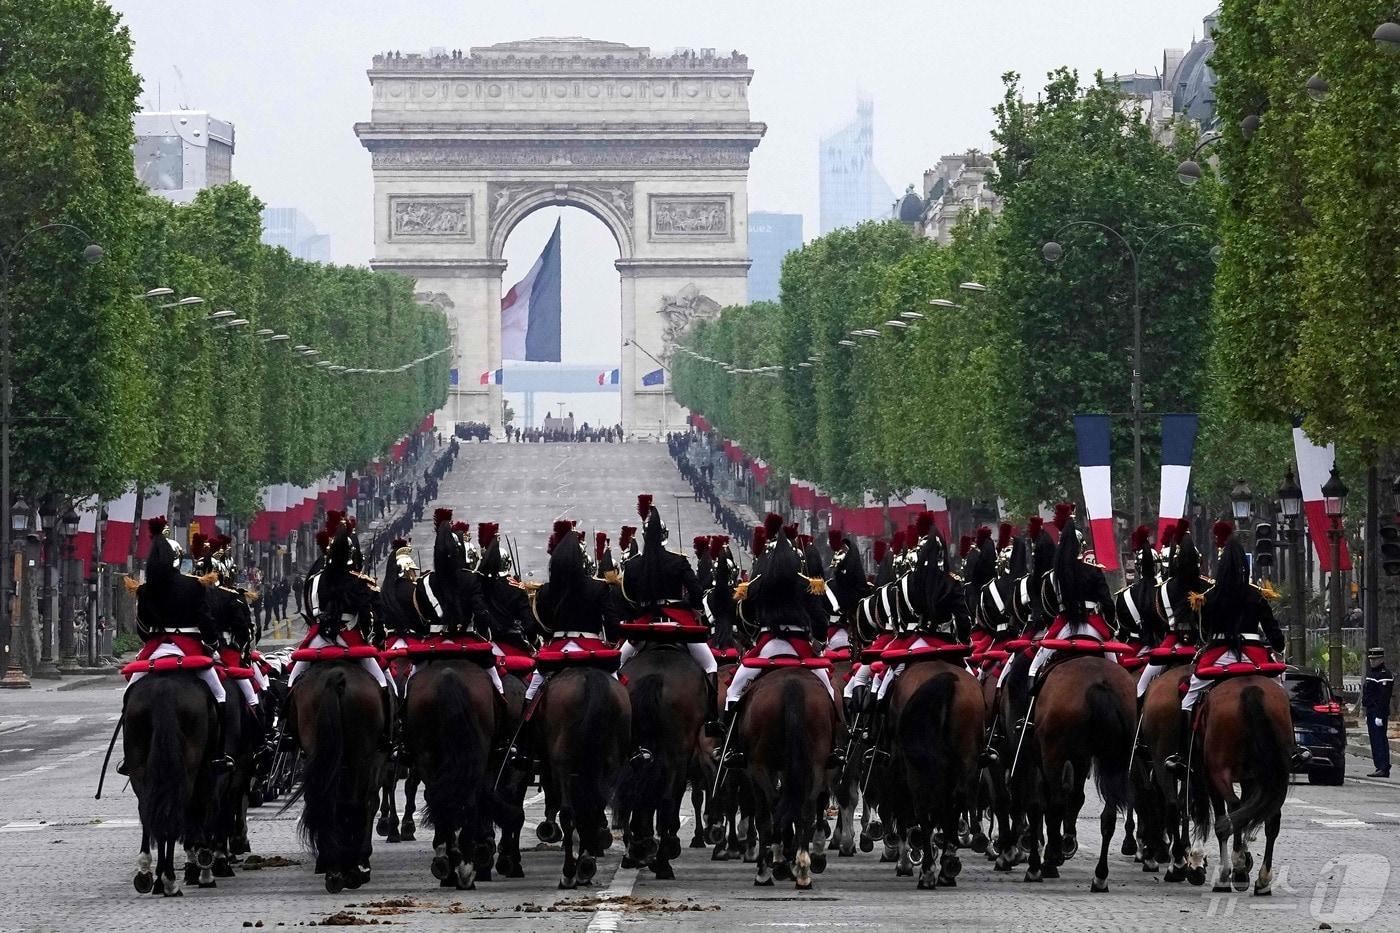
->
[711,846,728,862]
[1186,866,1206,887]
[1212,882,1232,893]
[1121,836,1137,857]
[162,886,183,898]
[754,875,774,887]
[596,828,615,852]
[558,874,577,890]
[1232,872,1250,893]
[1253,883,1272,897]
[1164,865,1185,882]
[1042,864,1060,879]
[994,856,1012,872]
[578,855,597,884]
[620,854,639,869]
[838,843,855,857]
[1143,860,1159,873]
[386,828,402,844]
[895,863,914,878]
[1091,875,1109,893]
[133,871,154,894]
[508,862,525,879]
[455,864,475,890]
[858,833,874,853]
[400,818,416,841]
[811,853,827,874]
[689,834,706,849]
[431,856,450,881]
[659,835,681,861]
[1061,836,1078,860]
[868,820,883,838]
[774,861,793,882]
[325,872,345,894]
[970,834,988,854]
[248,789,264,808]
[651,863,675,881]
[376,815,391,837]
[1023,869,1042,883]
[916,874,934,890]
[213,858,235,878]
[198,870,216,888]
[795,878,813,891]
[706,825,725,846]
[937,873,957,888]
[536,820,561,844]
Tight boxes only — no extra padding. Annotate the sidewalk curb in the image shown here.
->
[54,673,121,692]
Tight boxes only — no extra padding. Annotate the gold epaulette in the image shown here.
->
[1253,580,1280,601]
[803,575,826,596]
[517,580,543,593]
[1188,590,1208,612]
[733,581,750,602]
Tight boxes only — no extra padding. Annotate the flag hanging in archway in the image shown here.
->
[501,219,562,361]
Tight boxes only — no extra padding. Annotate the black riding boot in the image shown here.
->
[381,688,402,761]
[714,704,744,767]
[979,687,1003,766]
[702,671,721,736]
[1164,709,1192,777]
[213,697,238,773]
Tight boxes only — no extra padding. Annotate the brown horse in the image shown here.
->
[887,659,986,888]
[123,671,219,896]
[616,644,708,879]
[293,662,388,893]
[1139,665,1194,880]
[737,668,836,889]
[1022,655,1136,891]
[1187,676,1291,895]
[405,659,497,889]
[534,666,631,889]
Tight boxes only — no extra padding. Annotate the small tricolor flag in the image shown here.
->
[1156,414,1198,544]
[1073,414,1119,571]
[598,368,620,386]
[642,368,665,387]
[479,369,503,385]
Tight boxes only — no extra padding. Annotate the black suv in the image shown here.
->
[1284,667,1346,785]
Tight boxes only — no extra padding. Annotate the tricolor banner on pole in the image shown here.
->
[73,496,99,575]
[1156,413,1198,544]
[1292,422,1353,572]
[479,369,503,385]
[1073,414,1120,570]
[500,219,562,362]
[192,485,218,537]
[135,484,171,554]
[597,368,620,386]
[101,487,138,565]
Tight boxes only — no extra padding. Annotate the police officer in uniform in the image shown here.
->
[1363,647,1393,778]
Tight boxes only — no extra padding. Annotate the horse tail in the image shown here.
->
[1218,684,1290,841]
[1085,680,1132,811]
[569,669,617,819]
[298,669,346,854]
[775,677,811,833]
[897,671,958,802]
[423,667,488,831]
[137,679,194,843]
[616,673,666,812]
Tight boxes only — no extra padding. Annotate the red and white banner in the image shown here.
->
[135,484,171,555]
[1292,425,1352,572]
[1074,415,1119,570]
[100,486,138,565]
[192,485,218,538]
[73,496,98,575]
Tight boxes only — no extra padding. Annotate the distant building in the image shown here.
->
[747,212,803,302]
[261,207,333,263]
[895,150,1003,245]
[1109,7,1220,141]
[818,96,894,234]
[131,110,235,203]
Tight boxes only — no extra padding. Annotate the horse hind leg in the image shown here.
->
[1230,830,1251,892]
[1253,812,1280,896]
[558,807,578,890]
[1091,799,1117,893]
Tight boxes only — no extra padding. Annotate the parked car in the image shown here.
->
[1284,666,1346,785]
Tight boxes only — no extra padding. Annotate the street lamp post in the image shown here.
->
[623,338,672,439]
[1230,478,1253,554]
[33,497,58,678]
[1042,221,1209,533]
[0,498,30,687]
[0,224,102,682]
[1278,469,1308,666]
[1321,465,1349,691]
[57,504,79,672]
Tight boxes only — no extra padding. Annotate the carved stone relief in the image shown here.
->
[389,196,474,240]
[649,195,732,240]
[657,284,722,363]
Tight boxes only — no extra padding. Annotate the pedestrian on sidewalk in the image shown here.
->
[1363,646,1393,778]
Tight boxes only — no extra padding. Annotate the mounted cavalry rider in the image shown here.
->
[721,526,837,733]
[1133,520,1208,701]
[1025,510,1120,685]
[523,520,621,703]
[616,494,718,725]
[120,517,236,774]
[693,534,715,593]
[475,521,539,671]
[1165,523,1289,774]
[846,536,902,711]
[823,530,871,666]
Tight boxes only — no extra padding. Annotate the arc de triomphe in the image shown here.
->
[355,38,765,435]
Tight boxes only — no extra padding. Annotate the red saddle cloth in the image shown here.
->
[381,633,496,664]
[1147,634,1199,663]
[1035,635,1137,656]
[823,646,854,662]
[710,644,741,663]
[290,644,382,663]
[493,640,537,677]
[1193,642,1287,679]
[122,653,216,678]
[535,635,621,673]
[881,633,973,663]
[740,655,833,670]
[859,632,895,664]
[619,608,710,643]
[216,646,257,682]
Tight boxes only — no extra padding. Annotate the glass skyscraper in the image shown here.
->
[818,96,894,234]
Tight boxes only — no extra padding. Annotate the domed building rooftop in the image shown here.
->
[897,190,924,224]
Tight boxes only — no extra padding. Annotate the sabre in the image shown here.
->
[1126,709,1146,773]
[710,716,739,799]
[493,716,529,791]
[1009,691,1038,779]
[94,713,124,800]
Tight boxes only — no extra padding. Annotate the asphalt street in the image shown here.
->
[1,442,1397,932]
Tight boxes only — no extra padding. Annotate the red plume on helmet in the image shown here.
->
[452,521,469,537]
[891,531,906,555]
[916,510,935,540]
[619,526,636,551]
[477,522,498,549]
[190,532,208,557]
[147,516,168,537]
[997,522,1014,550]
[324,510,345,536]
[1052,502,1074,531]
[764,512,784,538]
[1159,524,1177,549]
[828,529,845,553]
[693,535,708,553]
[709,535,728,559]
[637,493,654,520]
[216,533,232,551]
[976,525,993,543]
[1213,519,1235,549]
[315,529,332,551]
[1176,517,1192,541]
[553,519,573,537]
[782,522,799,542]
[751,525,768,557]
[595,531,608,562]
[798,533,813,551]
[959,534,974,558]
[1130,524,1152,551]
[873,540,888,564]
[433,507,453,530]
[391,537,408,550]
[1027,516,1044,538]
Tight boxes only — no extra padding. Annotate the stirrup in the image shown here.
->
[210,755,235,773]
[978,746,1000,766]
[630,747,654,765]
[1163,753,1187,777]
[826,747,846,769]
[1291,746,1312,767]
[703,719,724,739]
[115,758,130,777]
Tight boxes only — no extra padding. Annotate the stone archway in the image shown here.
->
[356,38,765,436]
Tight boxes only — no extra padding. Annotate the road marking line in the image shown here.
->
[0,747,33,754]
[1313,818,1367,828]
[0,723,34,736]
[0,821,45,833]
[1376,812,1400,819]
[52,716,81,725]
[1308,806,1353,816]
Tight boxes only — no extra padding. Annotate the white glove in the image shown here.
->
[1376,717,1384,728]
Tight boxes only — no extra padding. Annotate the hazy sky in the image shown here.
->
[111,0,1215,394]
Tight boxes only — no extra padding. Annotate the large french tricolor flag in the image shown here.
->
[1156,413,1198,544]
[598,369,620,385]
[1074,414,1119,570]
[501,219,562,362]
[1292,423,1353,572]
[100,487,138,565]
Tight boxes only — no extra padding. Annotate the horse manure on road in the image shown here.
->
[546,896,720,912]
[241,854,302,869]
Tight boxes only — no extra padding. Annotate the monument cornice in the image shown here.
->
[356,121,767,140]
[370,258,509,276]
[614,258,751,278]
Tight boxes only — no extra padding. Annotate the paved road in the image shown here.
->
[2,442,1398,931]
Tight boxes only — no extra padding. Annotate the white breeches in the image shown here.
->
[618,639,718,674]
[125,642,226,704]
[826,627,851,651]
[1137,662,1167,699]
[875,635,938,701]
[843,663,874,698]
[1028,622,1115,679]
[723,638,834,708]
[234,677,259,708]
[524,639,611,701]
[1182,650,1241,711]
[287,633,388,690]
